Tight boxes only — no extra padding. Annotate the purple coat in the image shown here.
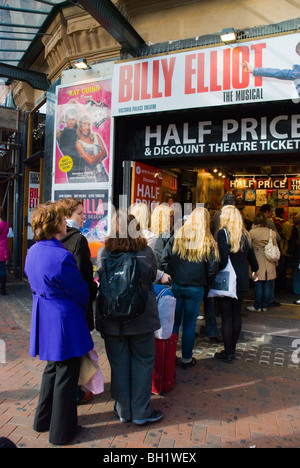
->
[24,238,94,361]
[0,221,9,262]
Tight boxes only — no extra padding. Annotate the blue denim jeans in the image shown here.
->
[203,296,219,338]
[254,280,274,310]
[0,262,6,278]
[172,283,204,362]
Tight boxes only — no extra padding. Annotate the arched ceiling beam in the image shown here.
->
[77,0,147,56]
[0,62,49,90]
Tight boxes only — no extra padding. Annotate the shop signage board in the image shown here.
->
[131,161,162,211]
[116,101,300,159]
[112,32,300,116]
[224,176,300,222]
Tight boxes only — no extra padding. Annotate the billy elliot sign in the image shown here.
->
[112,32,300,116]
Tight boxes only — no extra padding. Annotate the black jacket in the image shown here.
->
[154,232,172,269]
[161,236,219,288]
[217,229,259,295]
[60,227,97,331]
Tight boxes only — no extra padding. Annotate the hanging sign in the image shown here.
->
[131,162,162,211]
[112,32,300,116]
[117,101,300,159]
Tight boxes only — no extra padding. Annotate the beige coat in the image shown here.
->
[249,226,278,281]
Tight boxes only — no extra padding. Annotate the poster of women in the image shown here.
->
[54,79,112,184]
[54,189,109,267]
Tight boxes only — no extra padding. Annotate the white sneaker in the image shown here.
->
[246,306,259,312]
[261,308,268,312]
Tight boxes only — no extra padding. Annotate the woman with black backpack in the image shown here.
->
[96,210,162,425]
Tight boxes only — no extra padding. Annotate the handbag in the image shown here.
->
[78,352,100,387]
[264,230,281,263]
[208,229,237,299]
[153,285,176,340]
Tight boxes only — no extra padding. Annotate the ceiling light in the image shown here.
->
[220,28,236,43]
[74,58,90,70]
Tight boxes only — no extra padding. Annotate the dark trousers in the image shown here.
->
[217,295,244,355]
[104,333,155,421]
[34,357,81,445]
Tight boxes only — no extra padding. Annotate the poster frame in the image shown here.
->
[52,76,113,190]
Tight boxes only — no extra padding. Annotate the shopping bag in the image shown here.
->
[208,257,237,299]
[83,349,104,395]
[153,285,176,340]
[78,351,100,387]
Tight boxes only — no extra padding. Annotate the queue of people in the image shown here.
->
[21,197,299,445]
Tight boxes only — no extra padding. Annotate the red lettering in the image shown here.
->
[197,53,208,93]
[141,62,151,100]
[133,63,141,100]
[223,48,231,90]
[152,60,162,98]
[30,188,38,198]
[210,51,221,91]
[119,65,133,102]
[232,46,249,89]
[161,57,176,97]
[185,54,196,94]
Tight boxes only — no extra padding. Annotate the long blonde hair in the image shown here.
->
[130,203,150,231]
[219,205,250,252]
[173,206,219,262]
[151,204,173,237]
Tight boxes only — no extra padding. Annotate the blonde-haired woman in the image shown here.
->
[76,115,108,182]
[151,204,174,269]
[215,205,259,363]
[130,203,157,250]
[131,203,171,284]
[161,207,219,369]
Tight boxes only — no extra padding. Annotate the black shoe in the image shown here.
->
[181,357,197,369]
[113,404,131,423]
[209,336,223,343]
[269,301,281,307]
[214,351,234,363]
[0,277,7,295]
[132,410,163,425]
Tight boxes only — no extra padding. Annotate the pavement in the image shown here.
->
[0,281,300,449]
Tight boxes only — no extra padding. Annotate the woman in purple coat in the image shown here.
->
[25,202,94,445]
[0,206,9,295]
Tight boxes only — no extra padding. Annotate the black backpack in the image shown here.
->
[95,252,147,328]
